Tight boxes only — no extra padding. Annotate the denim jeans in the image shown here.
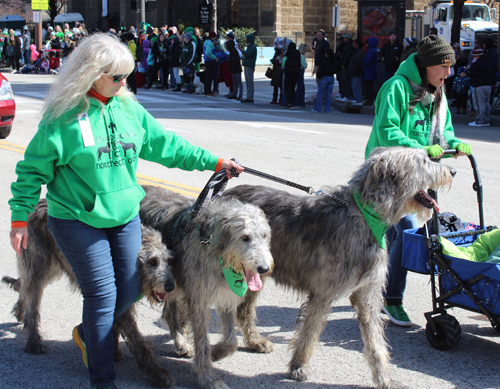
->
[244,66,254,100]
[232,72,243,99]
[384,214,419,306]
[351,76,362,103]
[214,62,220,93]
[47,214,142,388]
[183,67,194,92]
[314,76,334,112]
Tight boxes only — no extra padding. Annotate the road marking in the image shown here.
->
[236,121,327,134]
[16,109,40,114]
[0,141,200,198]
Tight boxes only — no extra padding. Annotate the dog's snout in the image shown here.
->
[450,168,457,177]
[164,279,175,293]
[257,265,270,274]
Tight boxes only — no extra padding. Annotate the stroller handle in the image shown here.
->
[443,149,459,156]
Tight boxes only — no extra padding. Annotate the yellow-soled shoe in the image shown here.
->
[72,325,88,369]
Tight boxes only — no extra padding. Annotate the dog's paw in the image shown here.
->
[147,366,175,388]
[289,364,310,381]
[208,380,231,389]
[247,338,273,353]
[176,343,194,358]
[25,341,48,355]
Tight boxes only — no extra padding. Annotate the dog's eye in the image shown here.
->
[242,235,251,242]
[148,257,159,267]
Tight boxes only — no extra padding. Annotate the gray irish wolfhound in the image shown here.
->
[2,199,176,388]
[223,147,456,389]
[140,185,274,389]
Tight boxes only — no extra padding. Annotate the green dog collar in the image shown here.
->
[353,192,388,249]
[220,257,248,297]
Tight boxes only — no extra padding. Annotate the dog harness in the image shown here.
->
[353,192,388,249]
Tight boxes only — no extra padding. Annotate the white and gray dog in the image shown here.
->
[224,147,456,389]
[2,199,176,388]
[140,185,274,389]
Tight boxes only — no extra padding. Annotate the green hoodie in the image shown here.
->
[9,97,219,228]
[242,33,257,68]
[365,53,461,159]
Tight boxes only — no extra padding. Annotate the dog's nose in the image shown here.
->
[164,279,175,293]
[257,265,270,274]
[450,168,457,177]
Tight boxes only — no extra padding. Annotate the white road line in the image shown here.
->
[236,121,327,134]
[15,109,40,114]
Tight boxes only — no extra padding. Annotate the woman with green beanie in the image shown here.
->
[365,35,472,327]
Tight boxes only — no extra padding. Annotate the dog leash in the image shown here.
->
[232,159,351,209]
[168,168,234,250]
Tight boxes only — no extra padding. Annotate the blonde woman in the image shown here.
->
[8,33,242,389]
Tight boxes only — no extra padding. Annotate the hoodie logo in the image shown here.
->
[413,119,425,131]
[97,143,111,160]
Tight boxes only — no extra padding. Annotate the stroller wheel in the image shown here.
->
[492,322,500,333]
[425,314,462,350]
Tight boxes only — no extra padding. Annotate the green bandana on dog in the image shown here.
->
[353,192,388,249]
[220,257,248,297]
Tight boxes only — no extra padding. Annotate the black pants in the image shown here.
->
[127,71,137,94]
[148,60,168,87]
[14,52,21,71]
[204,61,216,95]
[364,80,374,104]
[284,72,299,107]
[455,92,468,111]
[272,86,282,102]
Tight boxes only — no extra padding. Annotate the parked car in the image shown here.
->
[0,73,15,139]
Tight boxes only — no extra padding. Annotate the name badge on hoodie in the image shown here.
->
[78,113,95,147]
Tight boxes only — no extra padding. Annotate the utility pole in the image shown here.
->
[138,0,146,29]
[212,0,217,32]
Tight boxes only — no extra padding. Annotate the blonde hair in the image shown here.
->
[41,33,135,123]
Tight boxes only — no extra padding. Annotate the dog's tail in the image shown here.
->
[2,276,21,292]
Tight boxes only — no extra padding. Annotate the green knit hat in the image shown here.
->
[416,35,456,67]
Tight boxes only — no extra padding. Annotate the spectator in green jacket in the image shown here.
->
[241,33,257,103]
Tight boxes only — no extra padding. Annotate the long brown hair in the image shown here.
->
[408,65,444,114]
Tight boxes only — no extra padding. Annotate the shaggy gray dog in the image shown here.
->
[140,185,274,389]
[224,147,456,389]
[2,199,176,388]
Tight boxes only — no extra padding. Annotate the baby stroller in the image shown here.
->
[402,150,500,350]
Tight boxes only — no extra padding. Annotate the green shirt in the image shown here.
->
[10,97,219,228]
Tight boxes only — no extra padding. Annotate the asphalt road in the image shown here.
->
[1,70,500,389]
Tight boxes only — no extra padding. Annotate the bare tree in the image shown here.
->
[48,0,67,22]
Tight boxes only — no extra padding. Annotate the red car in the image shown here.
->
[0,73,15,139]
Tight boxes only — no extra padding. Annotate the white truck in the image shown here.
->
[428,0,497,52]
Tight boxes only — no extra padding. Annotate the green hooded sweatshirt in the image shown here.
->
[9,97,219,228]
[365,53,462,159]
[242,33,257,68]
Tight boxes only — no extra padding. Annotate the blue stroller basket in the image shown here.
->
[401,152,500,350]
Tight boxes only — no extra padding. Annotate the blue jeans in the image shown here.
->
[47,214,142,388]
[183,67,194,92]
[294,69,305,107]
[351,76,362,103]
[314,76,334,112]
[384,214,419,306]
[214,62,220,93]
[169,67,177,89]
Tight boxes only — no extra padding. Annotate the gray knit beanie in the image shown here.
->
[416,35,456,67]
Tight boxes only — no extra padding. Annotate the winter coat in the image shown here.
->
[169,36,181,68]
[195,35,203,62]
[241,34,257,68]
[363,37,378,81]
[152,39,169,63]
[313,38,330,65]
[181,39,196,68]
[452,75,469,94]
[283,42,301,75]
[469,55,495,87]
[141,39,151,71]
[341,41,353,68]
[316,54,340,79]
[365,53,462,158]
[348,47,364,77]
[9,97,220,227]
[399,45,417,65]
[226,40,242,73]
[380,39,403,73]
[203,38,217,62]
[270,49,282,87]
[22,33,31,49]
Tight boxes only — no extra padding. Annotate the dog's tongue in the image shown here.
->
[245,270,262,291]
[417,188,440,212]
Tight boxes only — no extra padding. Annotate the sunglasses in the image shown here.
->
[108,73,129,83]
